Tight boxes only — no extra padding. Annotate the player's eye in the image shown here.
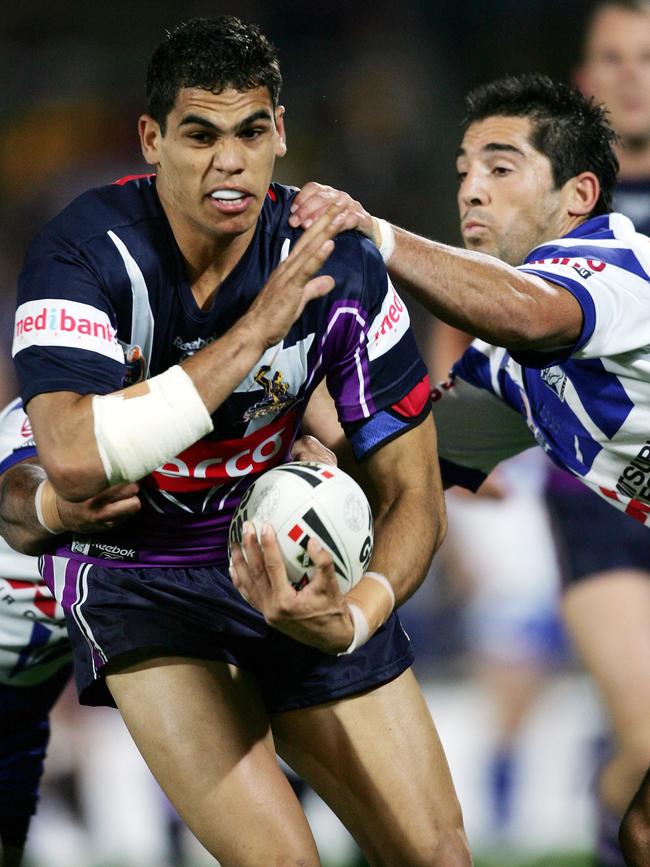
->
[188,131,214,144]
[240,127,265,140]
[456,171,467,183]
[492,166,512,176]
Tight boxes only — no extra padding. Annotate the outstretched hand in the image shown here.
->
[289,182,379,245]
[246,202,346,350]
[230,520,354,653]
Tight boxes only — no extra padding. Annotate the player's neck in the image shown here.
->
[176,222,256,311]
[616,137,650,180]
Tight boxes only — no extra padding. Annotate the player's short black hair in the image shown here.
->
[146,16,282,133]
[463,73,619,216]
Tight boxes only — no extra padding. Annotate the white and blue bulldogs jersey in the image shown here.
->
[0,399,70,685]
[434,212,650,526]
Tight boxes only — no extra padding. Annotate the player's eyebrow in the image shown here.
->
[179,109,274,134]
[456,142,525,159]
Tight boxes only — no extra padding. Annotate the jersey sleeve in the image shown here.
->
[13,229,126,406]
[516,232,650,366]
[432,344,536,490]
[320,235,430,460]
[0,399,38,474]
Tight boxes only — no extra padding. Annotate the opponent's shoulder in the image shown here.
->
[0,398,36,470]
[265,184,386,306]
[522,212,650,280]
[26,174,161,259]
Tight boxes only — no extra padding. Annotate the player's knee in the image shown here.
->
[395,822,472,867]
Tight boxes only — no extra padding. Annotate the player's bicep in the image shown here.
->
[365,412,440,507]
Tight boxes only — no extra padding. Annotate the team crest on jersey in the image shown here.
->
[243,366,298,420]
[540,365,567,401]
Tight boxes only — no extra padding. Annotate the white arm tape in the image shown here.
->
[375,218,395,264]
[338,602,370,656]
[34,480,57,534]
[363,571,396,609]
[93,365,214,485]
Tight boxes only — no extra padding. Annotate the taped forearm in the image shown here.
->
[93,365,214,485]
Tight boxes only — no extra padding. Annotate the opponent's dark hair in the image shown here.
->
[463,73,619,215]
[146,16,282,133]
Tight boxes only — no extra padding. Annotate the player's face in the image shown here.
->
[578,6,650,140]
[140,86,286,248]
[456,116,571,266]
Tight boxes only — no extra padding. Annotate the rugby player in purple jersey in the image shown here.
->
[10,16,470,867]
[293,72,650,867]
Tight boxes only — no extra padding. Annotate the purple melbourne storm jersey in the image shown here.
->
[13,177,429,569]
[435,212,650,526]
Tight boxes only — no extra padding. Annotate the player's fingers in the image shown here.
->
[229,545,254,604]
[239,520,269,581]
[258,522,293,593]
[293,275,335,319]
[290,434,337,465]
[90,482,140,508]
[99,495,142,523]
[285,202,346,262]
[304,538,338,593]
[290,181,331,214]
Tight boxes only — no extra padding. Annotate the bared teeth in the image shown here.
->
[211,190,246,201]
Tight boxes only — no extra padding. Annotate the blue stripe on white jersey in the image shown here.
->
[453,212,650,523]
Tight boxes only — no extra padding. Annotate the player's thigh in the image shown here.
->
[562,571,650,744]
[271,668,471,867]
[105,655,320,867]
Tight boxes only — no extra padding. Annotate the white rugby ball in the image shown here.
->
[228,461,373,592]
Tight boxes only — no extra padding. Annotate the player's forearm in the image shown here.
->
[368,484,445,606]
[388,226,578,350]
[0,462,53,555]
[28,319,268,502]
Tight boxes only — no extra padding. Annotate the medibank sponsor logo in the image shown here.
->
[13,299,123,362]
[366,278,410,361]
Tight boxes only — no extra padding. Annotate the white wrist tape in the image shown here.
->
[34,480,58,534]
[93,365,214,485]
[363,571,396,610]
[339,602,370,655]
[375,218,395,264]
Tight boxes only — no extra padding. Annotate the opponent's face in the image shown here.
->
[578,6,650,140]
[457,116,571,266]
[139,86,286,246]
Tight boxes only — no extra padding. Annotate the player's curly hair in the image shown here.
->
[463,73,619,216]
[146,16,282,133]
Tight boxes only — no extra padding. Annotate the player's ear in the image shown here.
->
[566,171,600,217]
[274,105,287,158]
[139,115,163,166]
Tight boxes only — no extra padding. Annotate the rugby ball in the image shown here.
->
[228,461,373,592]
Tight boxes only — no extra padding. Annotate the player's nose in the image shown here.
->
[459,169,489,207]
[212,137,245,174]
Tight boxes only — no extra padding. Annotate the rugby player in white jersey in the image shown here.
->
[292,72,650,866]
[0,399,140,867]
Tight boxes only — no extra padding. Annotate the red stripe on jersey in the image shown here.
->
[321,469,334,479]
[391,374,430,418]
[6,579,33,590]
[625,498,650,524]
[148,408,298,493]
[113,174,155,186]
[288,524,303,542]
[267,187,277,202]
[599,487,620,501]
[34,589,57,619]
